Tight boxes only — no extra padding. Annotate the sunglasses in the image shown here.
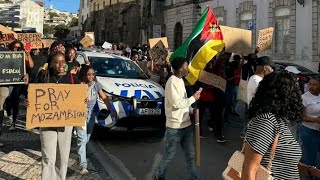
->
[87,73,96,76]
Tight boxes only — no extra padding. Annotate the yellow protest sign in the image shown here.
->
[80,35,94,48]
[220,26,252,55]
[258,27,274,52]
[198,70,227,92]
[17,33,43,49]
[26,84,88,129]
[149,37,168,49]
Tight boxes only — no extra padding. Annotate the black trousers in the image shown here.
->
[5,85,27,124]
[198,100,224,137]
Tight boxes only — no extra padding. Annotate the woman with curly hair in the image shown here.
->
[241,71,303,180]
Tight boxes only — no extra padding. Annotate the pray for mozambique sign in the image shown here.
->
[0,51,25,85]
[26,84,88,129]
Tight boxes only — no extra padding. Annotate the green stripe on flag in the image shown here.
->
[169,8,209,62]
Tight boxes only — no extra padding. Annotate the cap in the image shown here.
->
[257,56,274,66]
[285,66,301,74]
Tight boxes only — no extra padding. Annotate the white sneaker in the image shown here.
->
[0,142,4,147]
[79,167,88,175]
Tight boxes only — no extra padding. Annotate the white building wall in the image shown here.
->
[19,0,44,33]
[165,0,319,72]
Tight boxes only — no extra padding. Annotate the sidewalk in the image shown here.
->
[0,117,112,180]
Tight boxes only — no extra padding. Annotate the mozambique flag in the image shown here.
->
[170,6,224,85]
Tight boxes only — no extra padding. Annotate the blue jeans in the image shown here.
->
[298,125,320,180]
[76,108,96,168]
[155,126,198,180]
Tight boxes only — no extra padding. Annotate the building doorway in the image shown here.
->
[174,22,183,50]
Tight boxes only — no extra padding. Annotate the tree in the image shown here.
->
[43,24,54,35]
[69,17,78,27]
[54,24,70,39]
[48,12,59,19]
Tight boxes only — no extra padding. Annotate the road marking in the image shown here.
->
[88,140,137,180]
[144,152,162,180]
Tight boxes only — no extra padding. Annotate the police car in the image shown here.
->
[76,51,165,129]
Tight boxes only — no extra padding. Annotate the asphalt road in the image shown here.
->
[91,114,243,180]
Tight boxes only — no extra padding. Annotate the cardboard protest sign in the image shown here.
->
[258,27,274,52]
[26,84,88,129]
[198,70,227,92]
[80,35,94,48]
[149,37,168,49]
[17,33,43,49]
[0,51,26,85]
[220,26,252,55]
[85,32,95,45]
[41,39,54,48]
[149,40,168,65]
[0,24,18,46]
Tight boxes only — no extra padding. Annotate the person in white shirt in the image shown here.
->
[298,77,320,180]
[241,56,273,138]
[154,57,201,180]
[247,56,274,105]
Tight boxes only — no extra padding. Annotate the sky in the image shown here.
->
[43,0,80,14]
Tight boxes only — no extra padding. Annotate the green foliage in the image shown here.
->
[48,12,59,18]
[69,17,78,27]
[54,24,70,39]
[43,24,54,35]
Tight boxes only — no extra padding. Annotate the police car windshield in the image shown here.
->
[89,56,148,79]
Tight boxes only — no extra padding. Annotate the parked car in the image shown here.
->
[76,51,165,130]
[274,61,318,93]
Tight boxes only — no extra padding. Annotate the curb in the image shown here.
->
[88,140,136,180]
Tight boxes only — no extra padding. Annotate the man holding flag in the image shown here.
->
[154,6,224,180]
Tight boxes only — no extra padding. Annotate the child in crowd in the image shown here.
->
[76,65,117,174]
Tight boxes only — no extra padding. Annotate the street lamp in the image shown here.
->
[196,5,201,16]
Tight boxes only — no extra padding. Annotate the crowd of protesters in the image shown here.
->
[0,38,319,180]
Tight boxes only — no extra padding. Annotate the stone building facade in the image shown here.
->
[83,0,165,47]
[164,0,320,72]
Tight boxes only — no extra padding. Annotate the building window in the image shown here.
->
[103,1,105,7]
[213,7,227,26]
[110,0,111,5]
[94,2,96,11]
[98,3,99,10]
[174,22,183,50]
[274,8,290,54]
[240,12,253,29]
[236,1,256,49]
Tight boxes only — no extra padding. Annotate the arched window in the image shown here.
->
[274,8,290,54]
[174,22,183,50]
[240,12,253,29]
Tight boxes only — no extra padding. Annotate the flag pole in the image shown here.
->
[195,108,200,167]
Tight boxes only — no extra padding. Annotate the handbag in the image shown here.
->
[237,65,253,104]
[222,134,279,180]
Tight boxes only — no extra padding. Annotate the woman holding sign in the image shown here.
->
[6,40,33,131]
[76,65,117,174]
[33,52,81,180]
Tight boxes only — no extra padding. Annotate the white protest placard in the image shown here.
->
[258,27,274,52]
[102,41,112,49]
[198,70,227,92]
